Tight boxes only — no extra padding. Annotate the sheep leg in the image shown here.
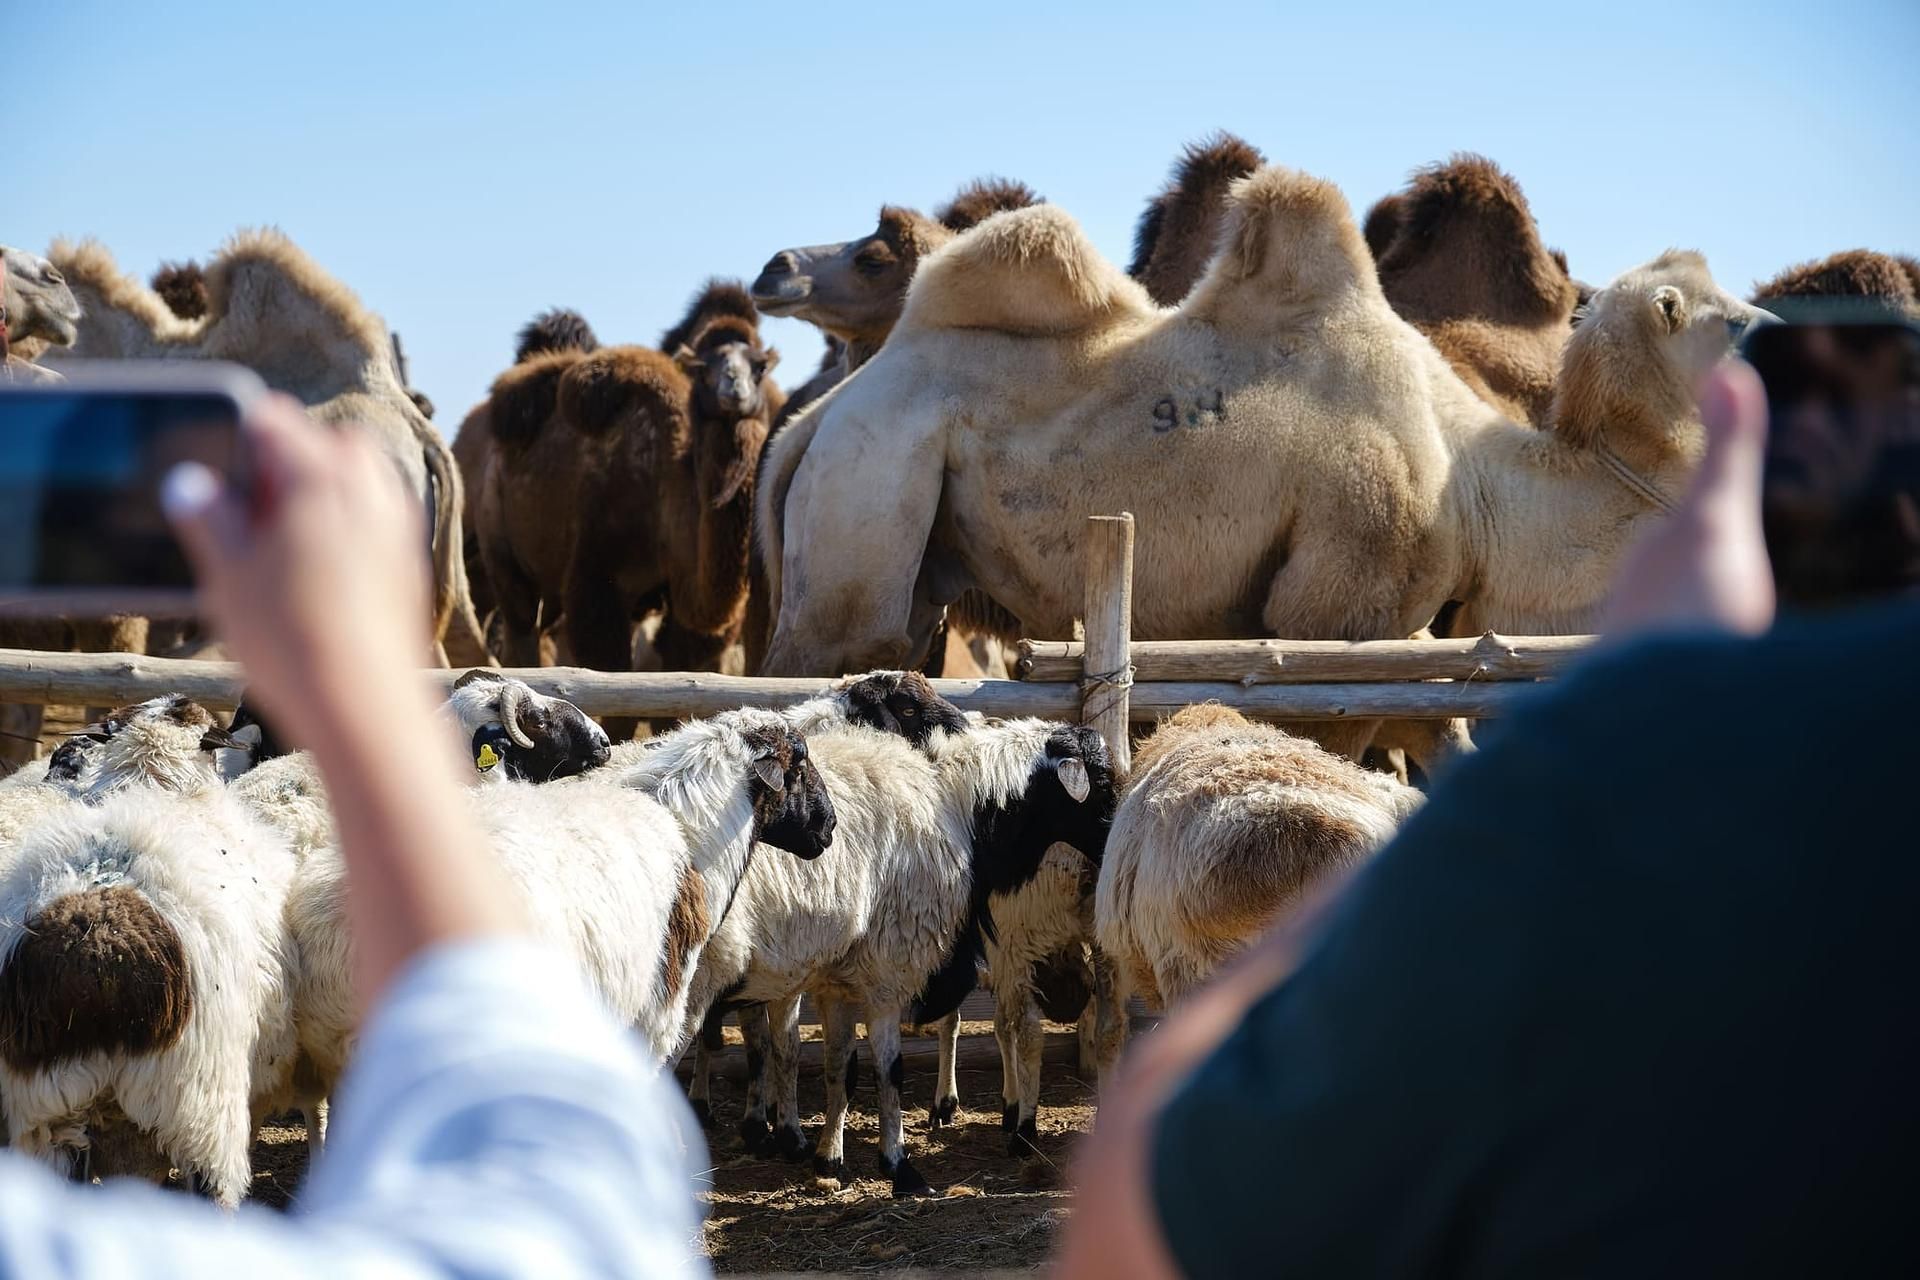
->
[868,1007,934,1198]
[764,994,806,1160]
[688,1004,728,1128]
[929,1012,960,1128]
[734,1004,775,1151]
[1001,986,1045,1159]
[810,998,858,1179]
[304,1099,328,1160]
[1092,947,1132,1089]
[1076,991,1100,1078]
[994,1001,1019,1131]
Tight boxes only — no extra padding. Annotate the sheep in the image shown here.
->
[683,691,1116,1196]
[282,705,835,1151]
[0,698,296,1207]
[1091,704,1424,1076]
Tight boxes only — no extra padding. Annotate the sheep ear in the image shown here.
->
[200,725,245,752]
[1056,756,1091,803]
[753,756,786,791]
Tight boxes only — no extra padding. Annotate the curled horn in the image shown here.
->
[495,681,537,749]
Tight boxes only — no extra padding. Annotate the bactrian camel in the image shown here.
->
[40,231,488,665]
[760,166,1773,758]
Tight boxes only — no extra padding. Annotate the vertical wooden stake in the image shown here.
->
[1081,512,1135,774]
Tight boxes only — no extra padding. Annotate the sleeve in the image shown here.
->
[0,938,711,1280]
[1144,637,1686,1279]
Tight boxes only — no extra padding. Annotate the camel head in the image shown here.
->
[750,206,954,350]
[2,245,82,348]
[674,314,778,422]
[1554,250,1778,452]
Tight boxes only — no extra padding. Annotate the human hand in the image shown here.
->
[1602,359,1777,638]
[164,393,434,746]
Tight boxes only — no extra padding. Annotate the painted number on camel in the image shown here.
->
[1151,389,1226,433]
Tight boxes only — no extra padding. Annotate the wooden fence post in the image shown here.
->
[1081,513,1135,774]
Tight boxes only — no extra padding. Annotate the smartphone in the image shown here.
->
[1744,308,1920,610]
[0,363,264,619]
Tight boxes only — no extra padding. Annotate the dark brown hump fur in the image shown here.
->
[487,350,582,451]
[1375,153,1574,326]
[658,280,760,356]
[1129,132,1267,306]
[515,308,600,364]
[558,346,692,442]
[0,886,193,1073]
[1361,193,1406,264]
[150,261,210,321]
[934,178,1043,232]
[1752,249,1920,307]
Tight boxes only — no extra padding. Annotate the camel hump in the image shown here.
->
[47,237,188,337]
[658,279,760,355]
[488,349,582,450]
[558,345,690,440]
[1131,132,1267,305]
[1180,166,1378,321]
[149,261,210,320]
[515,307,600,364]
[1374,154,1573,324]
[205,227,392,359]
[897,204,1156,338]
[0,884,193,1073]
[934,176,1044,232]
[1752,249,1920,309]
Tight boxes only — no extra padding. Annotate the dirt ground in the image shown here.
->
[234,1020,1092,1274]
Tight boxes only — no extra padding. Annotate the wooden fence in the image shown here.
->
[0,514,1597,761]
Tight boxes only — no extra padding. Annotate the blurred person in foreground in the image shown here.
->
[1058,359,1918,1279]
[0,394,707,1278]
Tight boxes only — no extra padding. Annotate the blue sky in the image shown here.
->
[13,1,1917,431]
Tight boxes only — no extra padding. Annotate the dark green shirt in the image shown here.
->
[1152,600,1920,1278]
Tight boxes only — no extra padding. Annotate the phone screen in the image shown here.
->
[0,390,242,616]
[1748,317,1920,609]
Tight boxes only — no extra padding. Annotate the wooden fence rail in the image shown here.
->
[1019,632,1594,684]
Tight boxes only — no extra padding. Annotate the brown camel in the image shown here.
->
[759,168,1772,759]
[454,307,602,636]
[1752,249,1920,315]
[1370,155,1582,424]
[478,284,780,739]
[41,231,488,665]
[1128,132,1266,306]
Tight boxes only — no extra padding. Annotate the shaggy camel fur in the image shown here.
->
[41,231,488,664]
[1370,155,1581,424]
[761,168,1771,756]
[149,261,210,320]
[746,180,1041,675]
[1752,249,1920,315]
[1128,132,1266,306]
[454,308,602,636]
[479,290,781,738]
[1092,705,1420,1070]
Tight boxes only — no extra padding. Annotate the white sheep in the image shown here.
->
[0,699,296,1207]
[1092,704,1424,1076]
[283,705,835,1143]
[683,696,1115,1196]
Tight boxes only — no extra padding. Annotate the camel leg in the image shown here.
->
[650,617,731,736]
[480,537,546,670]
[810,997,858,1179]
[564,560,639,742]
[930,1012,960,1128]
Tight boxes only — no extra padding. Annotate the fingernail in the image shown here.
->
[162,462,220,519]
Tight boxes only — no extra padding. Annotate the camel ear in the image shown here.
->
[672,344,702,374]
[1056,756,1091,804]
[1651,285,1688,334]
[755,347,780,377]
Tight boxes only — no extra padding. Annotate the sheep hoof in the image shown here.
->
[1008,1116,1040,1160]
[811,1154,848,1180]
[737,1115,771,1153]
[773,1124,809,1161]
[1000,1102,1019,1133]
[885,1156,935,1199]
[930,1096,958,1128]
[689,1098,713,1128]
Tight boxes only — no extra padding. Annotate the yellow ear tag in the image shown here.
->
[475,742,502,772]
